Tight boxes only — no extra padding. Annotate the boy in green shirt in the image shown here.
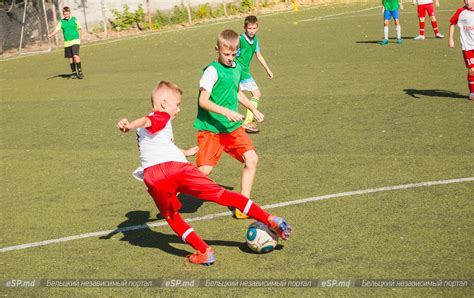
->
[380,0,404,45]
[48,6,84,79]
[194,29,264,219]
[235,15,273,133]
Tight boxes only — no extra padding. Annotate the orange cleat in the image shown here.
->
[268,215,292,240]
[185,247,216,266]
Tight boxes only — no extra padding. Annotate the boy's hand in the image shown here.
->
[400,3,404,10]
[412,0,416,5]
[225,110,244,122]
[183,146,199,157]
[117,118,131,133]
[267,69,274,79]
[253,110,264,122]
[448,40,455,48]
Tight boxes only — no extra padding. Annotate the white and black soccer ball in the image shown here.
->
[245,221,278,253]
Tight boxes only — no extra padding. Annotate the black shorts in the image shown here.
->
[64,44,80,58]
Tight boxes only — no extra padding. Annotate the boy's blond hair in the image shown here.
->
[151,80,183,107]
[216,29,240,50]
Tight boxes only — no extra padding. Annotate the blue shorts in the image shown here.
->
[384,10,400,21]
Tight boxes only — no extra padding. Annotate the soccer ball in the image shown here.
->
[245,221,278,253]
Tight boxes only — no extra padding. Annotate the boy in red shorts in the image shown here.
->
[117,81,292,265]
[413,0,444,40]
[194,29,264,219]
[449,0,474,100]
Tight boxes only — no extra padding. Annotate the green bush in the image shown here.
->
[170,4,189,24]
[194,4,212,19]
[240,0,254,11]
[111,4,145,31]
[152,10,171,29]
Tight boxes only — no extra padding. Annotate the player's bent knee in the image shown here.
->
[243,151,258,168]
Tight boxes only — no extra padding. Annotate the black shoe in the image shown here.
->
[76,72,84,79]
[69,73,78,79]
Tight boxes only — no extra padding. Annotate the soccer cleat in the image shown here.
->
[396,38,403,44]
[435,33,445,39]
[413,35,425,41]
[76,72,84,79]
[267,215,292,240]
[242,122,260,134]
[234,209,250,219]
[69,73,78,79]
[185,247,216,266]
[469,93,474,100]
[379,39,389,45]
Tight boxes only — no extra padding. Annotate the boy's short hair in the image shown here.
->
[244,15,258,28]
[217,29,240,51]
[63,6,71,13]
[151,80,183,106]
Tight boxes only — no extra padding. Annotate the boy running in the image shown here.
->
[449,0,474,100]
[413,0,445,40]
[380,0,404,45]
[117,81,292,265]
[48,6,84,79]
[194,29,263,219]
[235,15,273,133]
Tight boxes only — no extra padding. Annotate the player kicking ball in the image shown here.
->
[117,81,292,265]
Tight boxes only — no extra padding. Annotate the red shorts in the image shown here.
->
[417,3,435,18]
[196,126,255,167]
[143,162,225,217]
[463,50,474,69]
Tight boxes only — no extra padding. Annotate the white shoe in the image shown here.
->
[413,35,425,40]
[435,33,445,39]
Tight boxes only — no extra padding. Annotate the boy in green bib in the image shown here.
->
[48,6,84,79]
[194,29,264,219]
[235,16,273,133]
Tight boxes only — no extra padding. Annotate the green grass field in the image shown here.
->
[1,1,473,295]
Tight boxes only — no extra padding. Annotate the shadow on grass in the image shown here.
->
[356,37,417,44]
[99,210,283,257]
[46,73,74,80]
[404,89,466,99]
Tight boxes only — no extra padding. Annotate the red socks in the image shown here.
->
[468,74,474,93]
[419,21,425,36]
[166,213,208,253]
[431,21,439,35]
[218,190,270,225]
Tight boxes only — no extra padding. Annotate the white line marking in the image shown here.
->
[299,8,454,23]
[1,177,472,253]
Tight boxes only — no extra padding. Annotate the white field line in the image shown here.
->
[298,8,454,23]
[1,177,472,253]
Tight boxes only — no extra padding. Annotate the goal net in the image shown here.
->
[0,0,53,57]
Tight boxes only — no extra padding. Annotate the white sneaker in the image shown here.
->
[413,35,425,40]
[436,33,445,39]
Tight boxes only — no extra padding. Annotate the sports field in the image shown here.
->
[1,1,473,295]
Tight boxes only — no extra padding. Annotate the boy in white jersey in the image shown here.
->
[449,0,474,100]
[117,81,292,265]
[412,0,444,40]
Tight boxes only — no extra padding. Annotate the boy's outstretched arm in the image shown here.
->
[255,52,273,78]
[237,90,264,122]
[198,88,244,122]
[448,24,455,48]
[117,117,151,133]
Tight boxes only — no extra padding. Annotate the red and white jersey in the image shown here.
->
[451,7,474,51]
[416,0,433,5]
[136,111,187,170]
